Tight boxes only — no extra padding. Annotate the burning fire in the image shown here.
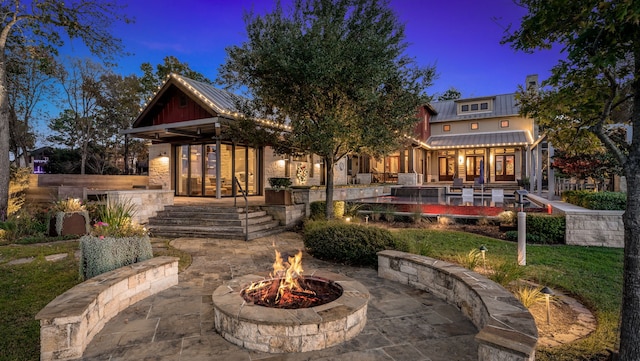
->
[244,250,316,307]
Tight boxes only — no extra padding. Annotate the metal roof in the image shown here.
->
[425,130,532,149]
[170,74,242,116]
[430,93,520,123]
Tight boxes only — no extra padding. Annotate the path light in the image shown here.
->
[365,215,369,224]
[541,286,554,325]
[479,245,488,271]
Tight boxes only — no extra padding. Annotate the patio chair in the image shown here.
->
[451,177,463,191]
[491,188,504,203]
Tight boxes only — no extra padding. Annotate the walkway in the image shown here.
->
[82,233,478,361]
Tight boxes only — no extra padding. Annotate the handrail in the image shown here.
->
[234,176,249,241]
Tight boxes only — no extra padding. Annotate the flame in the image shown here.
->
[244,249,314,306]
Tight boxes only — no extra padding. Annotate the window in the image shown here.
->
[480,102,488,110]
[471,122,479,130]
[461,104,469,112]
[471,104,479,111]
[179,95,188,107]
[443,124,451,132]
[500,120,509,128]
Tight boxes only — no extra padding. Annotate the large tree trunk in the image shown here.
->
[0,57,9,221]
[619,167,640,360]
[325,158,334,219]
[618,46,640,360]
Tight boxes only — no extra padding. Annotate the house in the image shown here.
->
[422,75,543,187]
[122,73,543,198]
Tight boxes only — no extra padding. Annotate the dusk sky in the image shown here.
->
[32,1,566,149]
[67,0,566,99]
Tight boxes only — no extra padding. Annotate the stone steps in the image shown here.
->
[147,205,284,240]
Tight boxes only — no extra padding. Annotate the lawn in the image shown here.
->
[0,229,623,361]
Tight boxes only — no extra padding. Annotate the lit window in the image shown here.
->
[443,124,451,132]
[471,123,479,130]
[461,105,469,112]
[471,104,479,111]
[480,102,488,110]
[500,120,509,128]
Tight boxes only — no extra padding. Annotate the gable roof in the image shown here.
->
[429,93,520,123]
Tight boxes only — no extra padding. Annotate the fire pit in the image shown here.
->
[212,250,369,353]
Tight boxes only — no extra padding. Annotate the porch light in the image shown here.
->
[158,151,167,157]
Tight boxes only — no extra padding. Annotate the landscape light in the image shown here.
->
[541,286,554,325]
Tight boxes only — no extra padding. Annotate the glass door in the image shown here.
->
[466,156,484,182]
[495,155,515,181]
[439,157,455,181]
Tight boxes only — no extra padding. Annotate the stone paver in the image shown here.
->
[82,232,478,361]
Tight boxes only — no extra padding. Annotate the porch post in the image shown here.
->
[548,144,555,200]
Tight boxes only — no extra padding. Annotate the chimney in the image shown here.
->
[525,74,539,92]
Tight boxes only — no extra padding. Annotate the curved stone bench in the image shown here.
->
[377,250,537,361]
[35,256,179,361]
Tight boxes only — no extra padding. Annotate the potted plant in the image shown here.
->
[265,177,293,205]
[48,198,90,237]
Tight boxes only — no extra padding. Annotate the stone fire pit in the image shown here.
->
[212,269,369,353]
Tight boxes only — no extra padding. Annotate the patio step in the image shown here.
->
[147,205,284,240]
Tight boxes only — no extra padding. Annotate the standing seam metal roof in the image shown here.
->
[171,74,242,116]
[430,93,520,122]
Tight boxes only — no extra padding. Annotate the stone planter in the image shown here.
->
[48,211,90,237]
[265,189,293,205]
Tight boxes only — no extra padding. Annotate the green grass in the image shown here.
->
[394,228,623,361]
[0,241,80,361]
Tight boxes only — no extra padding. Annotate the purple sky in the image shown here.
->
[73,0,564,98]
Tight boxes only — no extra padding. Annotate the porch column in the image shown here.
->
[536,144,542,195]
[548,144,555,200]
[399,149,406,173]
[408,148,414,173]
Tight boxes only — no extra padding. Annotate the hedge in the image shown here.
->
[562,190,626,210]
[79,235,153,279]
[303,221,395,266]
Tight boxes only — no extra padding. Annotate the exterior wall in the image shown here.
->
[430,115,533,137]
[148,143,172,189]
[263,146,349,189]
[151,86,212,125]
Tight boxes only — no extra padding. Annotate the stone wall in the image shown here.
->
[105,190,174,224]
[148,143,172,189]
[564,210,624,247]
[378,250,537,361]
[35,257,179,361]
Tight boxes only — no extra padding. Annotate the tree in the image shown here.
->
[96,73,143,174]
[437,87,461,101]
[0,0,130,220]
[49,58,107,174]
[139,55,212,102]
[503,1,639,358]
[218,0,435,218]
[6,44,60,167]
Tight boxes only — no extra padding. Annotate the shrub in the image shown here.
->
[79,235,153,279]
[525,214,565,244]
[303,221,395,266]
[52,197,86,213]
[8,166,30,216]
[309,201,346,220]
[268,177,292,191]
[584,191,626,210]
[93,197,145,237]
[562,190,625,210]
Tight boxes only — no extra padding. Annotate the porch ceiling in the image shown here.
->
[426,130,532,149]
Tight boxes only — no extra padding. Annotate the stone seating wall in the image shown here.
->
[35,256,179,361]
[378,250,537,361]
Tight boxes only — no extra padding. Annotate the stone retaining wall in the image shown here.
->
[377,250,537,361]
[563,210,624,248]
[35,256,179,361]
[104,189,174,225]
